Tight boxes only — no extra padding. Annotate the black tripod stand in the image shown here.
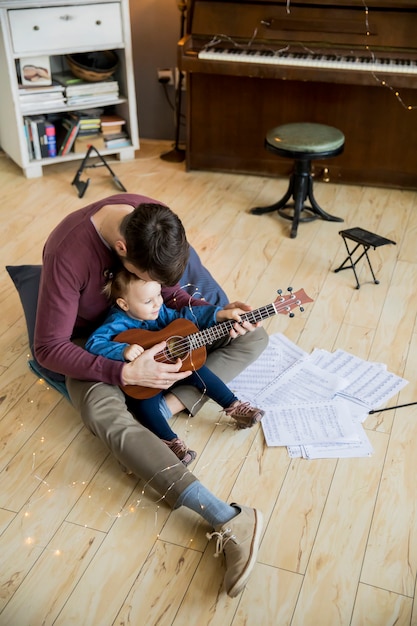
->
[160,0,186,163]
[71,145,127,198]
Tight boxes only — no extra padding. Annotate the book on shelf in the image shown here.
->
[27,116,44,160]
[37,118,50,158]
[45,123,57,157]
[23,119,34,160]
[66,94,120,107]
[53,72,119,96]
[20,100,66,113]
[104,136,132,149]
[19,81,66,111]
[73,132,105,153]
[100,114,126,135]
[101,131,128,142]
[68,111,101,133]
[19,81,65,96]
[57,117,80,156]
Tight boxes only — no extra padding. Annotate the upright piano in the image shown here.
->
[178,0,417,189]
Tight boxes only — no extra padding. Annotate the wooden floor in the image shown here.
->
[1,140,417,626]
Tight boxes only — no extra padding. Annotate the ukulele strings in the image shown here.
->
[165,282,210,412]
[150,300,291,364]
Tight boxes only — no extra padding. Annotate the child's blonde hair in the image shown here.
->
[103,268,142,303]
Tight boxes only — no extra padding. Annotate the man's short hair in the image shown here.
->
[120,203,189,285]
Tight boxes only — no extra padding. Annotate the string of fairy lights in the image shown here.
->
[13,284,202,548]
[19,378,252,552]
[203,0,417,111]
[18,277,250,551]
[359,0,416,110]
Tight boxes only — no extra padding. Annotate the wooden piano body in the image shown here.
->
[178,0,417,189]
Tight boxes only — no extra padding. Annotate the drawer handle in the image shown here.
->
[33,25,39,31]
[59,14,74,21]
[96,20,102,25]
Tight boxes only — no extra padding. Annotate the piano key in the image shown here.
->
[198,48,417,75]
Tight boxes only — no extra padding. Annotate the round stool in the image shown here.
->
[251,123,345,238]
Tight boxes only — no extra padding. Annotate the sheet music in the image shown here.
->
[302,428,374,459]
[309,348,408,408]
[261,398,360,447]
[256,360,347,406]
[228,333,407,458]
[229,333,308,401]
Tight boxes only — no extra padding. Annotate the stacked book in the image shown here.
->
[100,114,131,149]
[72,110,105,152]
[19,82,66,113]
[53,72,119,107]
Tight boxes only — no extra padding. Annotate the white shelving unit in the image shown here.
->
[0,0,139,178]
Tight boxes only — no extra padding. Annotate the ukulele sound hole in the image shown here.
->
[165,336,190,362]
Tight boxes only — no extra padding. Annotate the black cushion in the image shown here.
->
[6,264,66,383]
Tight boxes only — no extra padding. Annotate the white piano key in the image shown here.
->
[198,49,417,74]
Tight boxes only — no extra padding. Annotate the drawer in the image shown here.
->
[8,3,123,54]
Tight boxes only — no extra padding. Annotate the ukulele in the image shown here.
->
[116,288,313,399]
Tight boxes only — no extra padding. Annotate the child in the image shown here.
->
[85,269,264,466]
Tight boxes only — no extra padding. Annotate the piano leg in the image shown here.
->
[251,158,343,238]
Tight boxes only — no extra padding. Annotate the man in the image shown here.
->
[34,194,268,597]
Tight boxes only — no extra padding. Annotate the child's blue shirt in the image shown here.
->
[85,302,221,361]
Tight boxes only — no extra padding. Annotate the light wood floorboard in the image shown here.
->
[1,140,417,625]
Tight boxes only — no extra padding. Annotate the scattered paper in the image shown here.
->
[261,399,359,446]
[230,333,408,459]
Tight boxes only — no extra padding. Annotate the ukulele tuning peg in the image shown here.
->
[287,286,293,292]
[299,306,305,312]
[277,289,283,295]
[289,312,295,318]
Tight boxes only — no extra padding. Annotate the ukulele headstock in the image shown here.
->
[275,287,313,317]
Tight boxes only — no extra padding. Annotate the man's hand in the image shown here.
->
[121,340,192,388]
[216,301,261,338]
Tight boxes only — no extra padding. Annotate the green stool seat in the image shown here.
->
[251,123,345,238]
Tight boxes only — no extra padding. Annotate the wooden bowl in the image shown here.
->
[66,51,118,82]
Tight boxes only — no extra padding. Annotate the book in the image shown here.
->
[19,81,65,95]
[20,99,67,113]
[68,110,102,132]
[76,126,101,135]
[104,137,132,149]
[73,133,105,153]
[100,131,128,141]
[53,72,119,96]
[66,94,119,107]
[23,118,34,160]
[100,114,126,135]
[36,118,50,158]
[29,117,42,160]
[58,118,80,156]
[45,123,57,157]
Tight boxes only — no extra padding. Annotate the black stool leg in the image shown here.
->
[305,176,343,222]
[251,158,343,236]
[250,178,294,215]
[334,240,380,289]
[287,168,309,238]
[334,241,363,289]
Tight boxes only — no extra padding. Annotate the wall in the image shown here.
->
[129,0,184,141]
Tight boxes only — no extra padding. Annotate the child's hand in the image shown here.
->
[124,344,144,361]
[216,301,261,337]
